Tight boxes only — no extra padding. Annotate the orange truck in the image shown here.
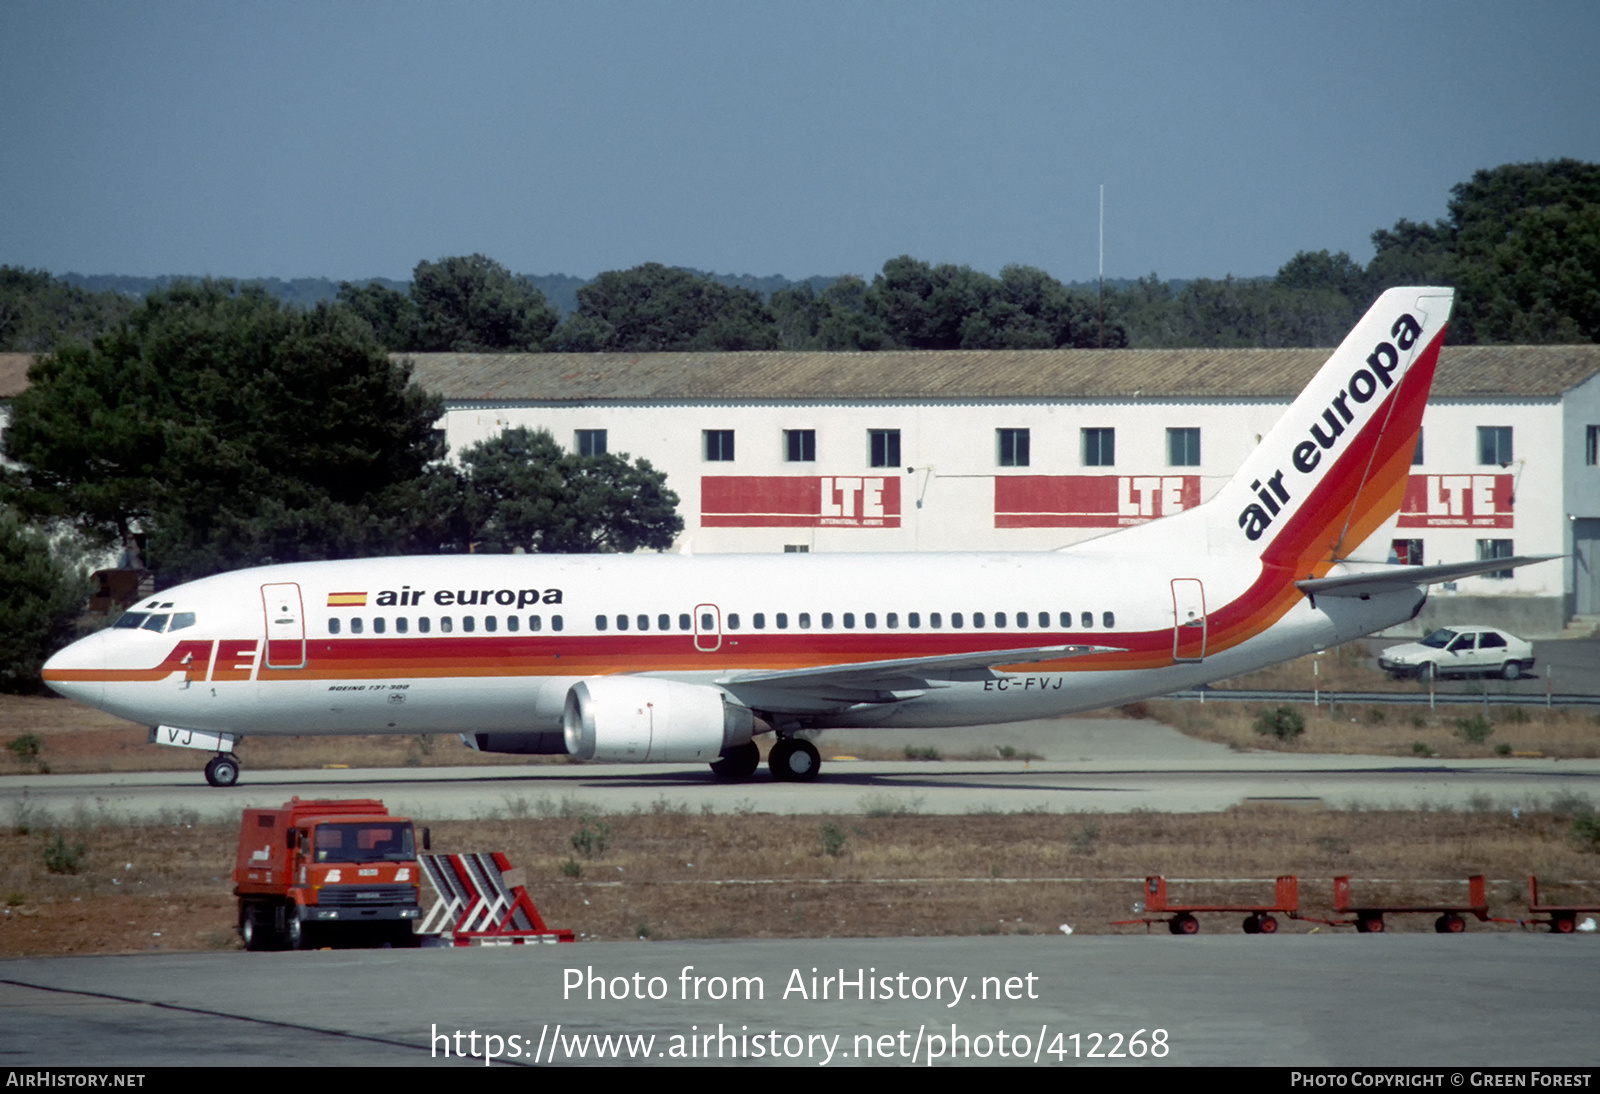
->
[233,798,426,950]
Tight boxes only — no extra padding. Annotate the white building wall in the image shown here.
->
[440,392,1577,635]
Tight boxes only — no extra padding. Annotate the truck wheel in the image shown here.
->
[241,909,275,951]
[204,754,240,787]
[286,915,311,950]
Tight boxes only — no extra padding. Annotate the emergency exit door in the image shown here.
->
[261,583,307,669]
[1171,578,1207,662]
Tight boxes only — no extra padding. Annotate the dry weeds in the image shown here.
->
[4,805,1597,956]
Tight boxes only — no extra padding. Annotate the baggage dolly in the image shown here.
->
[1113,875,1298,935]
[1329,874,1497,933]
[1527,875,1600,934]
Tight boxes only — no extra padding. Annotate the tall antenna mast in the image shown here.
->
[1097,183,1105,349]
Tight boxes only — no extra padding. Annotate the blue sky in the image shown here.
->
[2,1,1597,283]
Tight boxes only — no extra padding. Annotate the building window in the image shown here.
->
[576,429,607,457]
[1083,428,1115,467]
[1412,427,1425,466]
[1587,425,1598,466]
[997,428,1030,467]
[1167,428,1200,467]
[784,544,809,553]
[1478,426,1512,466]
[704,429,735,461]
[1477,539,1513,579]
[869,429,901,468]
[784,429,815,462]
[1391,539,1424,566]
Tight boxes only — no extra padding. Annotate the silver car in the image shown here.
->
[1378,626,1536,681]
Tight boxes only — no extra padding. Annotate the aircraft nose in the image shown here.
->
[42,631,107,707]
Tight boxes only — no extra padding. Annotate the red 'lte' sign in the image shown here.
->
[701,476,903,528]
[1397,474,1513,528]
[994,475,1201,528]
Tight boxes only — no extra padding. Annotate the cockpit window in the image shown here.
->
[169,612,197,632]
[141,614,171,633]
[114,613,150,629]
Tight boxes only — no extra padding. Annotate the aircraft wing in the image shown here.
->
[718,643,1120,692]
[1296,555,1560,598]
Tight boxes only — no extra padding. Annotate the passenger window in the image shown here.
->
[552,616,563,631]
[616,615,629,631]
[419,617,431,633]
[864,613,876,628]
[485,616,497,632]
[328,618,341,635]
[463,616,476,633]
[596,615,608,631]
[677,614,690,631]
[973,612,986,628]
[1081,612,1093,629]
[754,613,766,629]
[373,618,386,634]
[951,613,963,628]
[352,618,364,634]
[930,612,941,628]
[728,614,741,630]
[506,616,518,632]
[142,614,170,632]
[637,614,648,631]
[170,612,196,632]
[658,614,670,631]
[1037,612,1048,628]
[440,617,453,633]
[799,613,811,629]
[1060,612,1072,629]
[887,612,898,629]
[822,613,834,628]
[397,617,409,634]
[843,613,856,629]
[907,612,919,628]
[529,615,541,631]
[776,613,789,629]
[1102,612,1115,629]
[1479,632,1506,649]
[994,612,1006,628]
[701,613,714,630]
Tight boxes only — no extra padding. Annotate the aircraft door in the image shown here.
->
[261,583,307,669]
[1171,578,1207,662]
[693,603,722,653]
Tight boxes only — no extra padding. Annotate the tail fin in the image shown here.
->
[1204,287,1452,574]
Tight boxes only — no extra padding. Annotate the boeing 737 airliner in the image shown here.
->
[42,287,1552,786]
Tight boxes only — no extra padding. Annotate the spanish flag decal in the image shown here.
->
[326,592,368,607]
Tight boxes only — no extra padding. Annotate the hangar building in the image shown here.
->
[410,345,1600,638]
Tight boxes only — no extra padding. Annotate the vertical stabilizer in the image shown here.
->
[1201,287,1452,576]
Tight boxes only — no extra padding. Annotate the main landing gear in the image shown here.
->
[709,741,761,780]
[768,737,821,782]
[205,753,242,787]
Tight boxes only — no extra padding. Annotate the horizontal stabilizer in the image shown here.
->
[1296,555,1560,598]
[719,643,1121,690]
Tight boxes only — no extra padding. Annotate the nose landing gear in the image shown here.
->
[205,753,241,787]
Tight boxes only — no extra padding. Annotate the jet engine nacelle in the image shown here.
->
[462,731,569,755]
[563,677,754,762]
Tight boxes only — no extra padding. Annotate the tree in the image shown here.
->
[411,254,559,352]
[0,513,88,693]
[0,267,136,352]
[459,428,683,553]
[2,280,449,581]
[337,280,420,351]
[551,264,779,352]
[769,276,895,350]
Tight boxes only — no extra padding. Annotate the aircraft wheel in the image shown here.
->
[1501,661,1521,681]
[1258,914,1279,934]
[1172,914,1199,935]
[1435,913,1466,933]
[769,738,820,782]
[710,741,761,780]
[1242,915,1261,934]
[205,754,241,787]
